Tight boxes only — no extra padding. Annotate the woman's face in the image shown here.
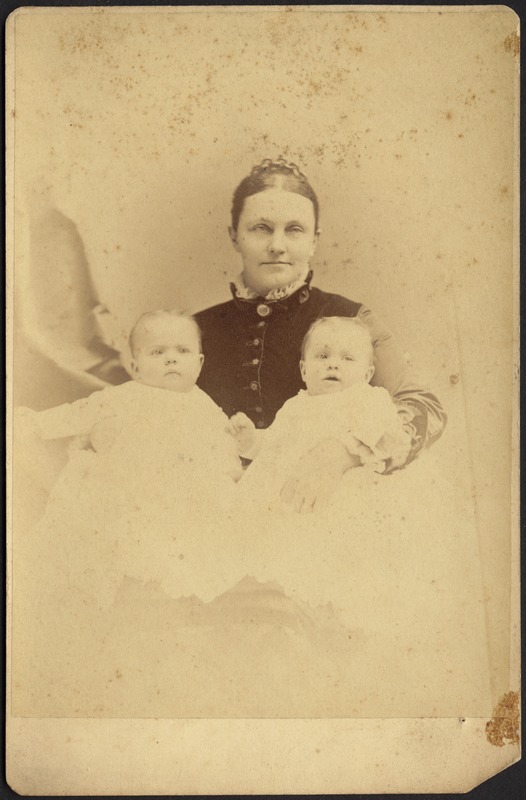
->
[230,188,319,296]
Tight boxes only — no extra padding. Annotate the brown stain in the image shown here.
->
[504,32,520,56]
[444,111,454,121]
[449,373,459,386]
[485,691,520,746]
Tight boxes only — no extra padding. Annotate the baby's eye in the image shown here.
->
[151,348,164,356]
[343,356,355,361]
[316,353,328,359]
[177,346,190,354]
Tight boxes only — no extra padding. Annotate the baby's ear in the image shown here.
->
[199,353,205,367]
[299,360,307,383]
[365,365,375,383]
[130,359,139,375]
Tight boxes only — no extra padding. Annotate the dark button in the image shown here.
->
[257,303,271,317]
[254,406,263,413]
[256,321,266,328]
[256,421,265,429]
[250,381,259,391]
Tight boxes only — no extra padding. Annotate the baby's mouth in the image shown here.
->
[323,375,340,381]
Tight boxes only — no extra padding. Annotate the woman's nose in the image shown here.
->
[268,231,286,254]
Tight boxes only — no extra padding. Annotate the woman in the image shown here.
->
[195,157,446,511]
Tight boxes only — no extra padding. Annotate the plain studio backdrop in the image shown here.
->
[8,4,517,725]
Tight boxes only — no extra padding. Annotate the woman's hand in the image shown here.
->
[280,438,363,514]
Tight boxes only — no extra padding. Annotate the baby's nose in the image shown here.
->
[165,353,178,363]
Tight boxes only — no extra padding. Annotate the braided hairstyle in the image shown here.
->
[231,156,319,231]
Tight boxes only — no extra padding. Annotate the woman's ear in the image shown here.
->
[309,228,321,258]
[228,226,241,252]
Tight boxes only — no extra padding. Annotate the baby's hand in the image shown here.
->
[226,412,256,455]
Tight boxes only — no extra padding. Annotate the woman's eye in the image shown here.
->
[253,224,271,232]
[287,226,303,234]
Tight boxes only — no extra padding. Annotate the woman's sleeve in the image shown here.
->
[357,305,447,468]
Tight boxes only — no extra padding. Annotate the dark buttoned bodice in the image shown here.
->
[196,285,362,428]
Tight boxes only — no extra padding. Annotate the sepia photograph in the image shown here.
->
[6,4,520,794]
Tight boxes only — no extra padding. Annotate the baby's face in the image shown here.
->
[300,323,374,396]
[132,317,204,392]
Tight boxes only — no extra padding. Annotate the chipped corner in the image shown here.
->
[485,690,520,747]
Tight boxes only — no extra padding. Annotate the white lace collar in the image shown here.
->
[232,268,310,301]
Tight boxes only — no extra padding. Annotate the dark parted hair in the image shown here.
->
[231,157,320,231]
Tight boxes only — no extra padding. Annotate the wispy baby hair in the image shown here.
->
[128,310,202,357]
[300,316,374,363]
[231,156,320,231]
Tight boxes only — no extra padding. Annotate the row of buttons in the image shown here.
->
[248,309,268,427]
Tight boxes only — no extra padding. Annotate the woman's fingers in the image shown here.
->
[280,476,319,514]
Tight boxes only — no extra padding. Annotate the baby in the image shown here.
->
[17,309,242,489]
[230,316,411,509]
[15,310,243,605]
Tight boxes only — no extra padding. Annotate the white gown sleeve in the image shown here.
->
[30,385,118,440]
